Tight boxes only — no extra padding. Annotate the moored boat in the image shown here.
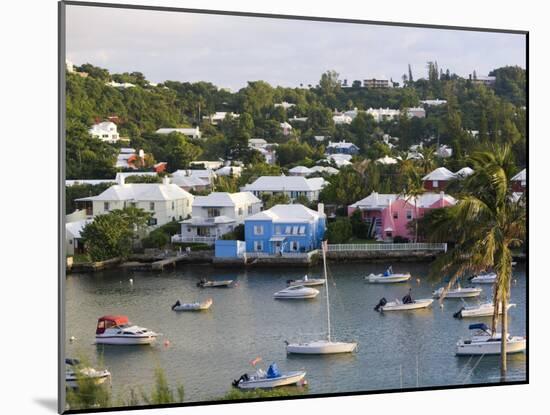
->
[432,286,482,298]
[95,315,159,345]
[171,298,213,311]
[374,296,434,312]
[197,279,234,288]
[287,275,325,287]
[469,272,497,284]
[365,267,411,283]
[65,358,111,388]
[274,285,319,299]
[453,302,516,318]
[232,363,306,389]
[455,323,526,355]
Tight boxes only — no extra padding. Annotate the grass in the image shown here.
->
[221,386,308,401]
[71,253,91,263]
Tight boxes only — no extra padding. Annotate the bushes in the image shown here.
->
[326,218,353,243]
[349,210,370,240]
[141,220,181,249]
[220,224,245,241]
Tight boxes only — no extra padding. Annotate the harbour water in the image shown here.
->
[65,262,527,403]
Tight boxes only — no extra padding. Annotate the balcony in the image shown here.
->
[171,234,216,245]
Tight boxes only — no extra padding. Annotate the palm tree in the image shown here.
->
[400,170,425,243]
[417,145,436,174]
[423,145,525,379]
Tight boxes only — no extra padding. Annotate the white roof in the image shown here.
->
[422,167,456,181]
[66,179,115,186]
[170,175,208,188]
[376,156,398,165]
[192,192,260,208]
[75,183,193,202]
[246,204,325,222]
[309,166,339,175]
[350,192,456,209]
[455,167,474,177]
[66,219,93,239]
[327,141,358,149]
[327,153,352,162]
[215,166,243,176]
[155,127,199,136]
[181,215,236,226]
[280,122,292,129]
[172,169,216,179]
[249,138,268,146]
[90,121,116,132]
[241,176,326,192]
[511,168,526,181]
[289,166,313,174]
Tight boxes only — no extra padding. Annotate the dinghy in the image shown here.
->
[453,301,516,318]
[455,323,526,355]
[274,285,319,299]
[469,272,497,284]
[287,275,325,287]
[374,296,433,312]
[432,286,482,298]
[365,266,411,283]
[171,298,213,311]
[232,363,306,389]
[95,315,159,345]
[285,241,357,354]
[197,279,233,288]
[65,358,111,389]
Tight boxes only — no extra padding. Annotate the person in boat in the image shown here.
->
[384,266,393,277]
[402,288,413,304]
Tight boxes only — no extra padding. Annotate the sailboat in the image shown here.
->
[285,241,357,354]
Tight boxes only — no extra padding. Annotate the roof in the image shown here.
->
[249,138,268,146]
[289,166,313,174]
[511,168,526,181]
[309,166,339,175]
[350,193,398,209]
[245,204,325,222]
[241,176,326,192]
[155,127,199,136]
[422,167,456,181]
[376,156,398,165]
[181,215,236,226]
[215,166,242,176]
[327,141,358,149]
[66,219,93,239]
[75,183,193,202]
[192,192,260,208]
[170,175,208,188]
[455,167,474,178]
[98,315,129,325]
[350,192,456,209]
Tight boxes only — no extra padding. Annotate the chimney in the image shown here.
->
[318,203,324,215]
[163,176,171,185]
[116,174,125,185]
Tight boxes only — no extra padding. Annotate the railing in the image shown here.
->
[246,251,311,259]
[326,243,447,252]
[171,235,216,244]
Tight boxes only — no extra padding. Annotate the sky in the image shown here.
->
[66,5,526,91]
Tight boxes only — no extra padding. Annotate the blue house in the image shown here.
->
[325,140,359,155]
[244,204,326,255]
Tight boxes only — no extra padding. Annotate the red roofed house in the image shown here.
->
[422,167,456,191]
[511,169,526,193]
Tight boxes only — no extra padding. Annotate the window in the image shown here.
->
[292,226,299,235]
[406,210,413,220]
[285,226,291,234]
[393,212,398,219]
[149,202,155,211]
[238,207,243,216]
[248,205,252,214]
[275,226,281,235]
[207,208,221,218]
[432,180,439,188]
[171,201,175,210]
[254,240,263,251]
[290,241,299,251]
[299,225,306,234]
[104,202,110,211]
[148,218,158,226]
[254,225,264,235]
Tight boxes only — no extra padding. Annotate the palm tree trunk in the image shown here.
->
[500,296,508,381]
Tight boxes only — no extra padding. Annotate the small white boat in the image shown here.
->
[171,298,213,311]
[274,285,319,299]
[95,315,159,345]
[365,273,411,283]
[432,286,482,298]
[287,275,325,287]
[374,297,434,312]
[456,323,526,355]
[65,358,111,388]
[233,363,306,389]
[286,339,357,354]
[197,279,234,288]
[470,272,497,284]
[454,302,516,318]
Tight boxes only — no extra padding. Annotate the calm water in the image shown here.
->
[65,262,527,402]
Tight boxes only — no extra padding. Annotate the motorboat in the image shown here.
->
[65,358,111,389]
[455,323,526,355]
[285,241,357,354]
[432,286,482,298]
[365,267,411,283]
[469,272,497,284]
[197,279,234,288]
[171,298,213,311]
[453,302,516,319]
[95,315,159,345]
[274,285,319,299]
[232,363,306,389]
[287,275,325,287]
[374,296,433,312]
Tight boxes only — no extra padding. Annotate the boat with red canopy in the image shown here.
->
[95,315,159,345]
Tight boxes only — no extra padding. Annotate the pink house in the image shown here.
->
[348,191,457,241]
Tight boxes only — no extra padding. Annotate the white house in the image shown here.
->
[288,166,313,177]
[215,165,243,177]
[366,108,401,122]
[376,155,399,165]
[241,176,327,202]
[66,219,93,256]
[203,112,239,125]
[155,127,201,139]
[115,171,158,182]
[407,107,426,118]
[169,175,210,192]
[89,121,120,143]
[420,99,447,106]
[435,145,453,158]
[274,102,295,110]
[249,138,268,148]
[105,80,136,89]
[332,114,353,125]
[280,121,293,136]
[174,192,262,244]
[75,176,194,227]
[172,169,216,185]
[248,139,277,164]
[190,160,224,170]
[308,166,339,176]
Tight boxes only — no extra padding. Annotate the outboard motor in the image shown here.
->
[453,307,464,319]
[286,279,295,285]
[232,373,249,387]
[171,300,181,311]
[374,297,387,312]
[196,279,205,287]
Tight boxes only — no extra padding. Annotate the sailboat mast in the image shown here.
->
[322,241,331,342]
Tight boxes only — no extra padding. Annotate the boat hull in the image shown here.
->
[459,303,515,318]
[66,371,111,388]
[381,299,433,311]
[289,279,325,287]
[274,293,319,299]
[366,273,411,283]
[236,371,306,389]
[95,335,157,345]
[456,337,526,355]
[286,340,357,354]
[433,288,482,298]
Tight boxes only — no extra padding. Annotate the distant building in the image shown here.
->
[420,99,447,106]
[105,80,136,89]
[65,59,74,73]
[422,167,456,191]
[322,153,353,168]
[248,139,277,164]
[172,169,216,185]
[155,127,201,139]
[89,121,120,143]
[248,138,268,149]
[435,145,453,158]
[332,114,353,125]
[280,122,293,136]
[203,112,239,125]
[325,140,359,155]
[308,166,339,176]
[115,148,145,170]
[472,75,496,87]
[170,175,210,192]
[190,160,224,170]
[241,176,327,202]
[407,107,426,119]
[348,192,456,241]
[274,102,296,110]
[244,204,326,255]
[66,219,93,255]
[366,108,401,122]
[288,166,313,177]
[363,78,391,88]
[376,156,398,165]
[511,168,526,193]
[216,165,243,178]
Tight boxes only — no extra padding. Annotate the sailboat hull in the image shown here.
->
[286,340,357,354]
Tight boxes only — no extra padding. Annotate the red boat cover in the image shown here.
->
[96,315,129,334]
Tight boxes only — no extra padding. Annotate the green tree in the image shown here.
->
[326,218,353,243]
[262,193,291,209]
[320,167,368,206]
